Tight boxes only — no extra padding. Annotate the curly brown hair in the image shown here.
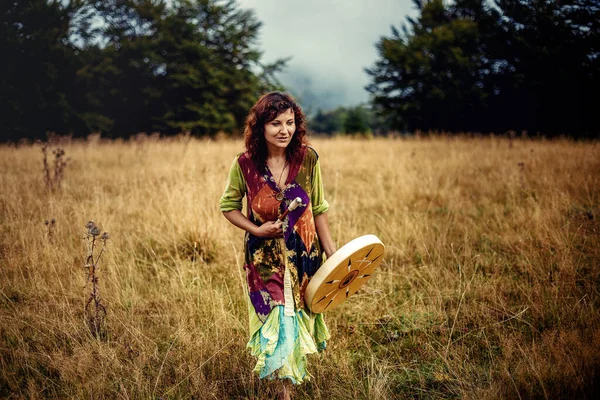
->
[244,91,309,170]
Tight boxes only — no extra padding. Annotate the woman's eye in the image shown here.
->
[287,121,294,125]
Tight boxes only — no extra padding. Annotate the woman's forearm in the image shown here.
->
[314,212,336,258]
[223,210,258,235]
[223,210,283,238]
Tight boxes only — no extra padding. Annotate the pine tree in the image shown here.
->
[366,0,600,135]
[0,0,91,141]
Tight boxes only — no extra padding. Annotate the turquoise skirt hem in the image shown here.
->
[247,305,330,384]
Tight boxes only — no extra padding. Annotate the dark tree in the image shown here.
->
[366,0,600,136]
[0,0,91,141]
[1,0,286,141]
[310,108,346,135]
[343,106,371,136]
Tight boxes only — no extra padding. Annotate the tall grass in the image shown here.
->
[0,135,598,399]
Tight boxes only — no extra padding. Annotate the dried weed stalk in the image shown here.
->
[41,141,69,191]
[84,220,109,338]
[44,218,56,242]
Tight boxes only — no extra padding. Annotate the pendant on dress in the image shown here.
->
[275,192,284,201]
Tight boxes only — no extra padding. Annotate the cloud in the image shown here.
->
[238,0,416,111]
[278,66,349,113]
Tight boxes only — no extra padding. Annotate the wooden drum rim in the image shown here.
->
[305,234,385,313]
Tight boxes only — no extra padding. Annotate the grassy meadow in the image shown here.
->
[1,135,599,399]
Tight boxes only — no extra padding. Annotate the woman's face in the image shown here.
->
[263,108,296,152]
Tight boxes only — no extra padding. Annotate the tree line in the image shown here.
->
[366,0,600,137]
[1,0,599,141]
[1,0,284,142]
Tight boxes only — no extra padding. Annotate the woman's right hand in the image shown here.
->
[253,220,283,238]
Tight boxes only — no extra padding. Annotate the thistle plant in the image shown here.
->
[42,141,69,191]
[44,218,56,242]
[84,220,109,338]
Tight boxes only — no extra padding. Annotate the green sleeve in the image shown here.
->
[220,156,246,212]
[311,158,329,216]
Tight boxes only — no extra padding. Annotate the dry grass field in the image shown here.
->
[1,135,599,399]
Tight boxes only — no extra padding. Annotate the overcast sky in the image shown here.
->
[237,0,417,113]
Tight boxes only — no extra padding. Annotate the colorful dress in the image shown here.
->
[220,145,330,384]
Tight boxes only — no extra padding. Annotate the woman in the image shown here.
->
[220,92,335,399]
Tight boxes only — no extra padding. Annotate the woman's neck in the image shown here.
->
[267,146,286,162]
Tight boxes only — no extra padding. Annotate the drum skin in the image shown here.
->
[305,235,385,313]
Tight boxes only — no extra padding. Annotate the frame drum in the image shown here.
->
[305,235,385,313]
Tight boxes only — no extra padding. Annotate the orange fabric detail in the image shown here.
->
[295,206,315,252]
[251,184,280,223]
